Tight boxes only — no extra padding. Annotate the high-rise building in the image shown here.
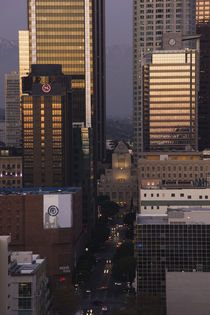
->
[196,0,210,22]
[24,0,105,161]
[5,72,21,148]
[135,208,210,298]
[22,64,80,187]
[133,0,196,162]
[142,47,199,151]
[196,1,210,150]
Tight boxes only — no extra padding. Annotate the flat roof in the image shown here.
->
[0,187,81,196]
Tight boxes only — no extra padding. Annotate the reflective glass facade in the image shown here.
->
[22,65,76,187]
[196,0,210,22]
[27,0,106,160]
[143,50,198,151]
[133,0,196,161]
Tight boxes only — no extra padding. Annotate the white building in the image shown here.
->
[166,272,210,315]
[0,236,50,315]
[140,187,210,214]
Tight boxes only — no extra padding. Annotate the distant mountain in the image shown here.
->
[106,117,133,141]
[106,44,133,119]
[0,37,19,109]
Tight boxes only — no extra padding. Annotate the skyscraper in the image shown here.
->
[133,0,196,162]
[142,45,198,151]
[25,0,105,161]
[196,0,210,150]
[135,208,210,297]
[5,72,21,148]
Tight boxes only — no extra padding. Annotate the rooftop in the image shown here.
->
[137,208,210,225]
[0,187,80,196]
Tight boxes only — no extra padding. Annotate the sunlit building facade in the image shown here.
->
[26,0,105,161]
[133,0,196,162]
[21,64,79,187]
[18,31,30,98]
[143,49,199,151]
[196,0,210,22]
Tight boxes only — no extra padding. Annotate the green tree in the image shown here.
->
[114,294,164,315]
[100,200,119,218]
[53,284,81,315]
[114,241,134,261]
[112,256,136,283]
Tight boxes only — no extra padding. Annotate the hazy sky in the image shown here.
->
[0,0,132,46]
[0,0,132,118]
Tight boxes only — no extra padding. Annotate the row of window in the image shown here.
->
[143,192,209,199]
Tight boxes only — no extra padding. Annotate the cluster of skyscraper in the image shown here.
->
[133,0,210,162]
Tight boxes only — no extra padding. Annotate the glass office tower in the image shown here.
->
[143,49,198,151]
[133,0,196,162]
[26,0,105,161]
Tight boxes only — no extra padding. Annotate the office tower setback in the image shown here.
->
[133,0,196,161]
[135,208,210,298]
[143,48,198,151]
[25,0,105,161]
[5,72,21,148]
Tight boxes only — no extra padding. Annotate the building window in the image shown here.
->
[19,283,32,297]
[151,194,153,197]
[187,195,191,199]
[157,194,159,197]
[18,298,32,310]
[205,196,208,199]
[171,193,175,197]
[144,193,147,197]
[199,196,202,199]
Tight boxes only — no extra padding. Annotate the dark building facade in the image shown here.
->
[197,22,210,150]
[135,209,210,298]
[22,64,84,187]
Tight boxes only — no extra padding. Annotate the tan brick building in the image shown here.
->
[138,152,210,188]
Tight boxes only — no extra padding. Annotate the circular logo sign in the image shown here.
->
[48,205,59,216]
[42,84,51,93]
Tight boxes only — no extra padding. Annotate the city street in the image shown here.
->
[78,221,128,315]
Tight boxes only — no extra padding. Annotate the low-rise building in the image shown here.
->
[0,236,50,315]
[138,152,210,189]
[0,148,22,188]
[97,141,138,209]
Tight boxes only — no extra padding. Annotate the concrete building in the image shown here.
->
[5,72,21,148]
[166,272,210,315]
[0,236,50,315]
[138,152,210,190]
[140,187,210,214]
[97,141,138,209]
[135,208,210,299]
[133,0,196,162]
[0,187,84,283]
[0,148,22,188]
